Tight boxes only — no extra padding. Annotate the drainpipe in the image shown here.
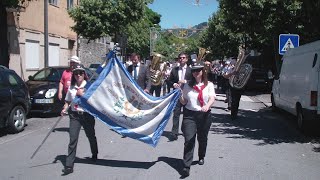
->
[44,0,48,67]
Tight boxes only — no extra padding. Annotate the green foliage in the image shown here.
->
[2,0,20,7]
[152,29,205,62]
[68,0,146,41]
[1,0,34,8]
[125,7,161,58]
[201,0,319,60]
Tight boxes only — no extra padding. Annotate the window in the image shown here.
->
[67,0,73,9]
[25,40,40,69]
[49,0,58,6]
[49,43,60,66]
[8,73,20,87]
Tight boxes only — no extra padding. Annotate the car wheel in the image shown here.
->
[271,94,277,112]
[7,106,26,133]
[297,107,305,132]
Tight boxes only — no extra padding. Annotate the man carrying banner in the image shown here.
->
[127,53,151,93]
[167,52,192,141]
[179,61,216,177]
[74,51,182,146]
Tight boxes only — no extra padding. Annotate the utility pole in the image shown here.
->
[44,0,49,67]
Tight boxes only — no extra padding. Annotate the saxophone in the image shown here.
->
[229,46,252,89]
[149,53,166,86]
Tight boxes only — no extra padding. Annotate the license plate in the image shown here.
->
[255,79,265,83]
[35,99,54,104]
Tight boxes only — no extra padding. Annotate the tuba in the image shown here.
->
[229,46,252,89]
[197,47,210,61]
[149,53,166,86]
[197,47,211,73]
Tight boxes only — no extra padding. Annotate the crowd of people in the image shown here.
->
[58,52,242,177]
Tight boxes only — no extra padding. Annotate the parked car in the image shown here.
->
[0,65,30,133]
[26,66,93,115]
[89,63,100,72]
[245,68,270,91]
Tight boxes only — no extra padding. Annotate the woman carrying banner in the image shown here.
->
[178,61,216,177]
[61,64,98,175]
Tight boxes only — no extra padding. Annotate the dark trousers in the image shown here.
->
[226,84,231,109]
[150,85,162,97]
[171,102,183,136]
[162,80,171,95]
[66,111,98,168]
[230,88,243,117]
[181,108,211,168]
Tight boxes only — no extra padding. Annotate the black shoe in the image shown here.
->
[169,134,178,141]
[231,115,237,120]
[62,167,73,175]
[91,154,98,162]
[181,167,190,177]
[199,159,204,165]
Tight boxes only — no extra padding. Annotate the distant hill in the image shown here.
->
[193,22,208,29]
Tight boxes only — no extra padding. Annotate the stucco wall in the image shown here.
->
[7,1,78,79]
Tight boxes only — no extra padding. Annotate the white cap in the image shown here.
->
[69,56,81,64]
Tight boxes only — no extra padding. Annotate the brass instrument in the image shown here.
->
[229,46,252,89]
[149,53,166,86]
[197,47,210,61]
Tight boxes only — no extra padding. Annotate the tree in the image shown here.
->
[0,0,32,67]
[201,0,319,71]
[68,0,147,41]
[125,7,161,58]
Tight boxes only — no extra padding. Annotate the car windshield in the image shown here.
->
[32,68,64,82]
[89,64,99,68]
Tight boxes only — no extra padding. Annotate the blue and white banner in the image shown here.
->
[74,53,181,147]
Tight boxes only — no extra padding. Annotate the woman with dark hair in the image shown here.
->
[179,61,216,177]
[61,64,98,175]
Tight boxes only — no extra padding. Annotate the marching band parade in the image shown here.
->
[1,1,320,180]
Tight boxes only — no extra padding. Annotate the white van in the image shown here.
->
[271,40,320,130]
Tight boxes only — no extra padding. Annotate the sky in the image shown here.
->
[148,0,219,29]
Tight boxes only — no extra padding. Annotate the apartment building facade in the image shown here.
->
[7,0,78,80]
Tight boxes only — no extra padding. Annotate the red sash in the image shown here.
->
[193,84,206,107]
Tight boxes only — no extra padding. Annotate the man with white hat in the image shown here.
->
[58,56,81,101]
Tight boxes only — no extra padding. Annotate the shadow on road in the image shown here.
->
[52,127,69,132]
[209,107,320,148]
[50,155,199,176]
[53,155,156,169]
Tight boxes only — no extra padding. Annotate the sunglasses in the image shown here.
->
[179,56,186,59]
[191,68,202,72]
[74,71,84,76]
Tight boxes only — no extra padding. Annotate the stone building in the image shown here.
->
[78,37,112,68]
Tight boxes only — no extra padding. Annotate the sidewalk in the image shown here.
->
[253,93,272,107]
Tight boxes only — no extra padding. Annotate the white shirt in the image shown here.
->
[178,64,187,81]
[65,80,87,112]
[131,62,140,78]
[182,82,216,111]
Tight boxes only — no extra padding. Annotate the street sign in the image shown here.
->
[279,34,299,55]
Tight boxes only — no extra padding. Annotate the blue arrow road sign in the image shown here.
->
[279,34,299,55]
